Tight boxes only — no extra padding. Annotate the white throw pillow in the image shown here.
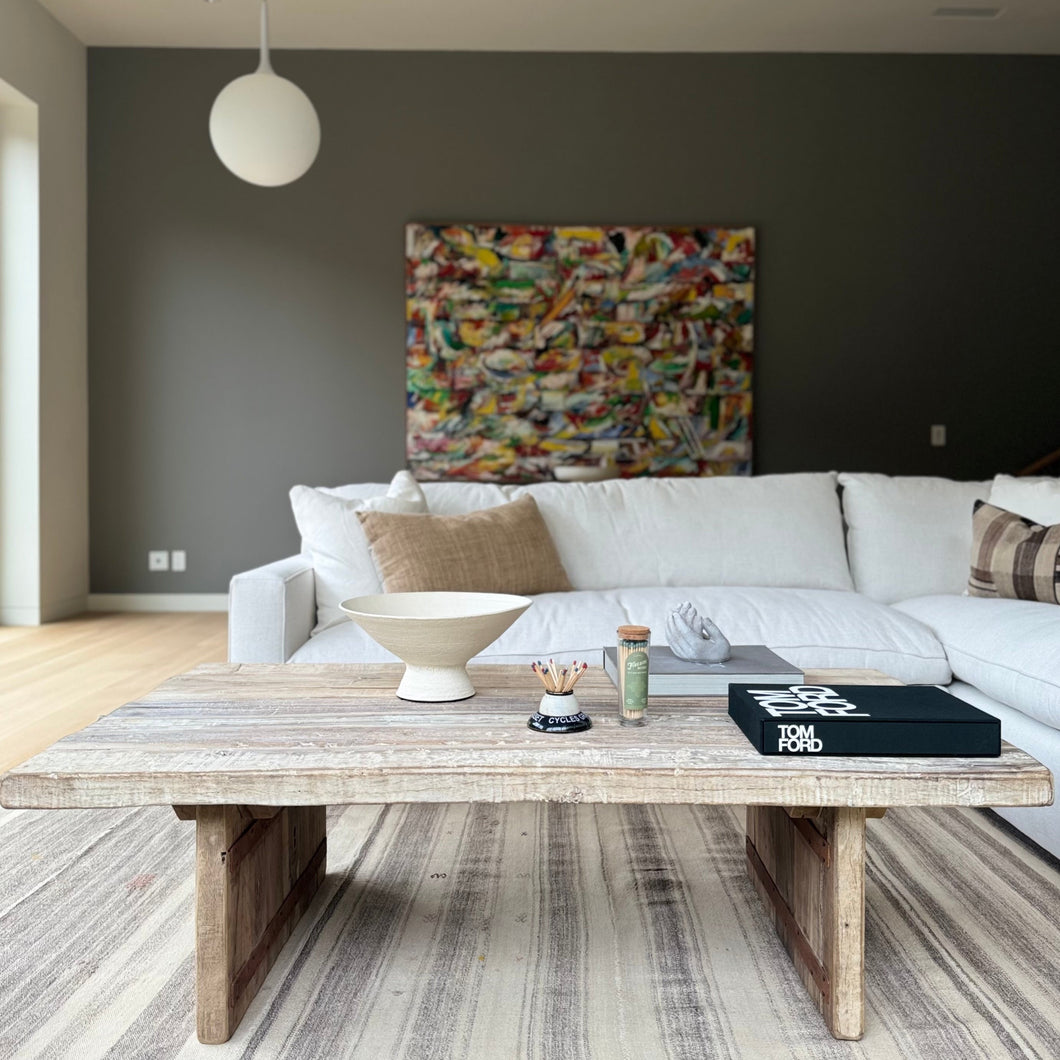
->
[318,483,391,501]
[988,474,1060,526]
[838,473,990,604]
[509,472,853,592]
[420,482,512,514]
[290,471,427,635]
[318,481,512,514]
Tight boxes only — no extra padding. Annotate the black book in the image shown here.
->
[728,684,1000,757]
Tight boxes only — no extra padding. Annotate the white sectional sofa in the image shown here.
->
[229,471,1060,857]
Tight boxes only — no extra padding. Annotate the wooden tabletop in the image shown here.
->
[1,664,1052,810]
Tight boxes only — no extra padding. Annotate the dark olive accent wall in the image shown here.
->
[88,49,1060,593]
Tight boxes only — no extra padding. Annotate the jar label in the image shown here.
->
[623,650,649,710]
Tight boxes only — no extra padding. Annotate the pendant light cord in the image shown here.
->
[258,1,273,74]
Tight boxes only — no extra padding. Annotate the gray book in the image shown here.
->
[602,644,803,696]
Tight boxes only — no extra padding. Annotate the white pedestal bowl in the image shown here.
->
[340,591,532,702]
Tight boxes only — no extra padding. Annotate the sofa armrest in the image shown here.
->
[228,555,316,662]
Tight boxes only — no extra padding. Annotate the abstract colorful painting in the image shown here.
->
[406,224,755,482]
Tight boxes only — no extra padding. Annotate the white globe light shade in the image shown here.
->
[209,72,320,187]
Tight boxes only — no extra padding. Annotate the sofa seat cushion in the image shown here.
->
[291,615,397,664]
[291,586,950,684]
[894,595,1060,728]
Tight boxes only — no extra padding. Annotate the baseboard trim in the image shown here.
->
[2,594,90,626]
[87,593,229,613]
[0,604,42,626]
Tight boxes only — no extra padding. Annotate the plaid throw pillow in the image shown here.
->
[968,500,1060,604]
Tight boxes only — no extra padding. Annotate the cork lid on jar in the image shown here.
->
[617,625,650,639]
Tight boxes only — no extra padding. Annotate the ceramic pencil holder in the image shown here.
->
[528,691,592,734]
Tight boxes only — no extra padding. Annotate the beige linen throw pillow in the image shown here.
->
[357,495,572,595]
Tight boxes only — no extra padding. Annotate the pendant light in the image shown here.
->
[209,1,320,187]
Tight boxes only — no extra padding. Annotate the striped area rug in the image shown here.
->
[2,801,1060,1059]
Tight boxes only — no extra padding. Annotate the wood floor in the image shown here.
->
[0,612,228,774]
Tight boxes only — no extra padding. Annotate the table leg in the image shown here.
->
[181,805,326,1044]
[745,805,866,1040]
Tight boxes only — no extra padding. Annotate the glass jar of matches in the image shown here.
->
[616,625,650,726]
[527,659,592,733]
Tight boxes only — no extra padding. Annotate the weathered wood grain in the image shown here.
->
[827,808,867,1039]
[787,806,887,821]
[192,805,326,1044]
[747,805,867,1040]
[1,665,1052,811]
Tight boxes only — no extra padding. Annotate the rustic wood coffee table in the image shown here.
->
[1,664,1051,1044]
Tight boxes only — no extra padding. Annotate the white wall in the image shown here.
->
[0,89,40,624]
[0,0,86,623]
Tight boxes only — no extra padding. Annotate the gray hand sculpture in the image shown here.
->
[665,601,732,664]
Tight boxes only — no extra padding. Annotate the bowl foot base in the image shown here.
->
[396,664,476,703]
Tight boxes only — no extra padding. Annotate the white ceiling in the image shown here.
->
[35,0,1060,53]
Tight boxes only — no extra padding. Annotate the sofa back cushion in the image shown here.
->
[838,473,990,604]
[508,472,853,592]
[988,474,1060,526]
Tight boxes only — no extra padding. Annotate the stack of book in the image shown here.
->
[602,644,803,696]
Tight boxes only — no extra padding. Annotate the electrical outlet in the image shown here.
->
[148,550,169,572]
[930,424,947,447]
[171,549,187,572]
